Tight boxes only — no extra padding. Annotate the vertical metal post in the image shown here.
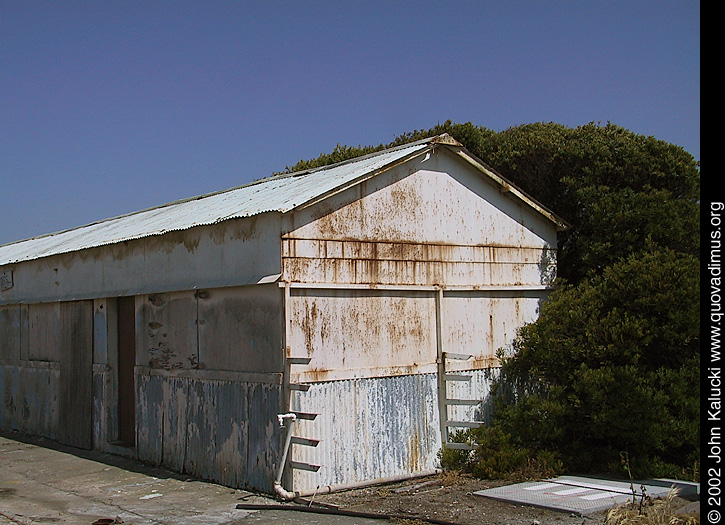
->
[435,287,448,447]
[282,281,291,413]
[280,281,292,493]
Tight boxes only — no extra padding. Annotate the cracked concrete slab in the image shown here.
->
[0,433,380,524]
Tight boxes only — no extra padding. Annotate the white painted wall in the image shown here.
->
[0,214,283,305]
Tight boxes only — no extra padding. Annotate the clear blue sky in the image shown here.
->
[0,1,700,247]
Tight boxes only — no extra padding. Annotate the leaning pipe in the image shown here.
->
[274,413,299,501]
[294,469,442,498]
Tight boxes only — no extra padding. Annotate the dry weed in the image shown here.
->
[605,489,699,525]
[438,470,473,486]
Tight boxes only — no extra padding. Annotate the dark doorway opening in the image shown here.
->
[117,296,136,447]
[58,300,93,449]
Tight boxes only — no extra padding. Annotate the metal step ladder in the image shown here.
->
[434,288,484,451]
[437,351,484,451]
[286,356,321,473]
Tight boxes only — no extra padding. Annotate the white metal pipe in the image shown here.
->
[294,469,443,498]
[274,413,299,501]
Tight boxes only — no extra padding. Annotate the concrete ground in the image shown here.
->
[0,432,381,524]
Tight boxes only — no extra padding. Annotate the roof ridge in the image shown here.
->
[258,133,453,180]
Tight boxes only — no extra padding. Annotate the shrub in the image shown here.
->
[439,426,563,481]
[494,249,700,477]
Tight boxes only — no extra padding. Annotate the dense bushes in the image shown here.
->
[494,249,700,478]
[438,427,563,481]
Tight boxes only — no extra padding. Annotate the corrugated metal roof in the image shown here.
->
[0,133,567,266]
[0,140,433,266]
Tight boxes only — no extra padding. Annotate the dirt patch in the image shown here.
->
[307,472,611,524]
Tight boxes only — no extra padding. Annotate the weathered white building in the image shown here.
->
[0,135,566,496]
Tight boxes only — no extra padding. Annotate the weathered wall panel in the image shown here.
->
[214,380,249,487]
[184,379,219,479]
[137,373,164,465]
[287,152,557,254]
[0,301,92,445]
[441,290,546,371]
[289,374,440,491]
[1,364,59,438]
[283,240,555,287]
[0,305,21,360]
[138,291,198,371]
[0,214,283,306]
[136,285,283,375]
[289,370,500,492]
[135,371,282,492]
[58,300,94,449]
[445,368,501,426]
[197,284,283,373]
[27,303,61,362]
[18,365,56,437]
[246,381,283,492]
[0,366,19,430]
[288,289,437,382]
[160,376,188,472]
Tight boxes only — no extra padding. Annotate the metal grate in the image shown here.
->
[474,476,676,515]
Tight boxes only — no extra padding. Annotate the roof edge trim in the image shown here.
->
[445,146,570,231]
[291,144,435,212]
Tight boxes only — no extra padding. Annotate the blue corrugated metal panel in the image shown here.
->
[289,373,441,492]
[135,373,282,493]
[0,142,431,266]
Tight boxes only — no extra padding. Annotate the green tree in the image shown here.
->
[495,248,700,475]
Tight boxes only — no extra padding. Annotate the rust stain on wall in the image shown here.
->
[282,238,553,287]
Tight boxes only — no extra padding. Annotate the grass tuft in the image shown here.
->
[605,489,699,525]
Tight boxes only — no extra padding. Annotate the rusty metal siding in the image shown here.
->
[287,152,558,251]
[283,239,554,287]
[278,147,560,492]
[282,153,556,383]
[0,215,284,306]
[284,152,557,293]
[287,370,501,493]
[441,290,547,372]
[287,288,436,383]
[135,372,282,492]
[289,374,441,491]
